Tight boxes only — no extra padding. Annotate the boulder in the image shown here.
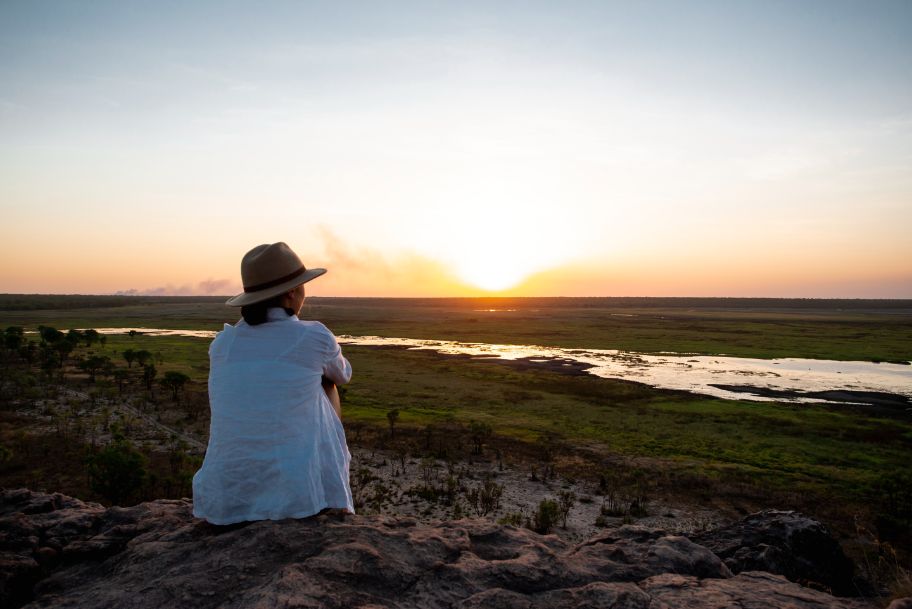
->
[693,508,862,596]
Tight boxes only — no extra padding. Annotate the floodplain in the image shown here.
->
[1,294,911,584]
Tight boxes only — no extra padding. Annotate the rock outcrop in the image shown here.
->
[0,489,886,609]
[692,508,862,595]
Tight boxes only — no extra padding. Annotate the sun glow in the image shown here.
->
[402,161,592,293]
[452,256,537,292]
[442,219,578,293]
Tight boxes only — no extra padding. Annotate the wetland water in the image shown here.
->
[87,328,912,407]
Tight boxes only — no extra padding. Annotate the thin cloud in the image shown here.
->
[315,227,394,278]
[115,279,238,296]
[310,226,476,296]
[198,278,236,295]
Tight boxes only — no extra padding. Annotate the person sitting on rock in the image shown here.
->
[192,242,354,524]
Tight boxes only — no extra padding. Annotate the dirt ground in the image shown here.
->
[348,445,730,542]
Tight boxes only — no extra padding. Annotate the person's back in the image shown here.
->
[192,243,353,525]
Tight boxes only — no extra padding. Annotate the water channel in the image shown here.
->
[85,328,912,408]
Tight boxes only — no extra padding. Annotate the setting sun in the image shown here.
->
[451,256,535,292]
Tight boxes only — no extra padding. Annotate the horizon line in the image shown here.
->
[2,292,912,302]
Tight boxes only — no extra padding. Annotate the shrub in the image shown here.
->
[498,512,524,526]
[387,409,399,438]
[85,432,147,505]
[469,420,492,455]
[558,490,576,528]
[531,499,560,534]
[874,470,912,543]
[467,476,504,516]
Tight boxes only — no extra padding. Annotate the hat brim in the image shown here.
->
[225,268,326,307]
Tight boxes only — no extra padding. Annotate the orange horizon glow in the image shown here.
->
[1,240,910,299]
[2,4,911,299]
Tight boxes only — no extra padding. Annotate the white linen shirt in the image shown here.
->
[192,308,354,524]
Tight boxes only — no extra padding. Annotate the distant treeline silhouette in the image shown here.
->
[0,294,227,311]
[0,293,910,312]
[301,296,912,313]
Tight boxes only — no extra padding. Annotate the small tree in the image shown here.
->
[160,371,190,402]
[54,339,75,365]
[123,349,136,368]
[65,329,84,345]
[85,431,147,505]
[531,499,560,534]
[134,349,152,367]
[83,329,100,348]
[4,326,24,350]
[142,364,157,392]
[39,346,62,380]
[469,420,492,455]
[167,435,189,475]
[536,433,559,481]
[387,409,400,438]
[558,490,576,528]
[38,325,64,344]
[78,355,111,383]
[112,369,129,394]
[19,341,37,366]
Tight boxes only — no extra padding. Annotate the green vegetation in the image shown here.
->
[0,322,208,507]
[532,499,560,534]
[101,334,211,381]
[0,295,910,556]
[160,371,191,402]
[85,430,147,505]
[1,295,910,362]
[341,345,912,505]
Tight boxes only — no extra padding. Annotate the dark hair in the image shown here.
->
[241,295,294,326]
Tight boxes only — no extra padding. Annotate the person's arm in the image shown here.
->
[319,325,350,420]
[322,376,341,420]
[321,327,352,386]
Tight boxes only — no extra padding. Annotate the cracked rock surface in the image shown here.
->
[1,489,881,609]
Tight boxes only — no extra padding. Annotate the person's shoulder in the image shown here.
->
[295,318,331,331]
[212,323,236,339]
[209,323,236,353]
[294,319,334,336]
[294,319,339,343]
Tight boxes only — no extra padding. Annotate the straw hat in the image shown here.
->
[225,242,326,307]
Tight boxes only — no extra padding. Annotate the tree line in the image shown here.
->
[1,325,201,505]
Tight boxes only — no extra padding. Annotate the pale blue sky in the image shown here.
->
[2,1,910,296]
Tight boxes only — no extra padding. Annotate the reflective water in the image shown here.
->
[83,328,912,405]
[84,328,218,339]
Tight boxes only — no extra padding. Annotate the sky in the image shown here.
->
[1,0,910,298]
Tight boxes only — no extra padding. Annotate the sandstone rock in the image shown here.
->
[0,489,877,609]
[0,491,106,609]
[641,571,875,609]
[692,508,861,596]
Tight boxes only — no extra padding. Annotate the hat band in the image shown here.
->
[243,266,308,293]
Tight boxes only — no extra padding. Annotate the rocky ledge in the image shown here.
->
[0,489,896,609]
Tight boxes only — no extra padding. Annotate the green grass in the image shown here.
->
[97,334,213,382]
[3,296,910,516]
[1,295,910,361]
[340,345,911,501]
